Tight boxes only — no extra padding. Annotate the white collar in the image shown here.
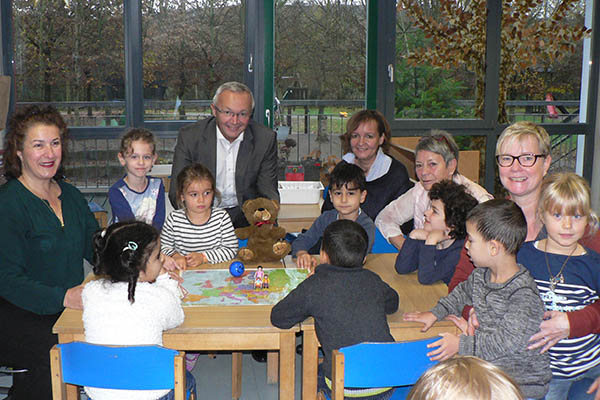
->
[216,124,244,146]
[342,148,391,181]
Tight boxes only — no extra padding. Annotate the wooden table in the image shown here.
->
[299,253,459,400]
[52,259,299,400]
[278,203,322,233]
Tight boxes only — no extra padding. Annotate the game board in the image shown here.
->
[181,268,308,306]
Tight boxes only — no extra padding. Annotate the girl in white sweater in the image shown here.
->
[82,221,196,400]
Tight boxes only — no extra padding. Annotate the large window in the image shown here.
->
[274,0,366,173]
[394,1,480,119]
[141,0,244,122]
[501,1,588,125]
[2,1,598,192]
[13,0,125,127]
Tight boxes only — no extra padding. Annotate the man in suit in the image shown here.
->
[169,81,279,227]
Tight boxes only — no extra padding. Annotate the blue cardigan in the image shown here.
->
[291,209,375,256]
[395,237,464,285]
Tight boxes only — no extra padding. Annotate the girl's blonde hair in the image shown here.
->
[175,163,221,209]
[539,172,599,234]
[407,356,524,400]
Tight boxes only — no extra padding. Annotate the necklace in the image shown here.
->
[544,239,576,292]
[19,178,64,227]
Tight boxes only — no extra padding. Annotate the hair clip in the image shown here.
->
[100,229,107,238]
[123,241,138,252]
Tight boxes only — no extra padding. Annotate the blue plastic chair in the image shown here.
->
[371,228,399,254]
[50,342,192,400]
[322,338,438,400]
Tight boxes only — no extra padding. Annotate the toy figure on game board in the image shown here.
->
[254,276,263,289]
[256,266,265,280]
[262,274,270,289]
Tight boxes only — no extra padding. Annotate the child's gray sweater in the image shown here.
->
[432,265,551,399]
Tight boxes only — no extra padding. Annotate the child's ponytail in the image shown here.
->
[92,221,160,303]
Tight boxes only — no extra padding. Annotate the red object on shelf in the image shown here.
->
[285,165,305,181]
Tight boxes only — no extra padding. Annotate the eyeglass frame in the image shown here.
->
[495,153,547,167]
[212,104,251,120]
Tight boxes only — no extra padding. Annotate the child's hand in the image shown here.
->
[587,376,600,400]
[409,229,429,241]
[445,315,470,335]
[185,252,208,268]
[295,251,318,272]
[163,254,185,271]
[467,308,480,336]
[389,235,406,250]
[425,229,451,245]
[166,271,188,298]
[427,332,460,361]
[172,253,188,270]
[403,311,437,332]
[166,270,184,284]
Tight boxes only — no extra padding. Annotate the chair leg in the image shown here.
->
[232,352,243,400]
[316,391,328,400]
[50,345,67,400]
[174,352,186,400]
[331,351,345,400]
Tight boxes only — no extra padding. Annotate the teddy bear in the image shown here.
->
[235,198,291,262]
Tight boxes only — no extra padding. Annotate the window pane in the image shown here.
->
[12,0,125,127]
[274,0,366,177]
[501,1,589,124]
[65,136,176,189]
[142,0,244,121]
[395,1,479,119]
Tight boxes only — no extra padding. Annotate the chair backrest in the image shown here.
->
[50,342,186,399]
[329,338,438,399]
[371,228,398,254]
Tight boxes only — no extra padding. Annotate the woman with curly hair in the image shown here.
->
[376,130,492,250]
[0,105,99,399]
[395,179,479,285]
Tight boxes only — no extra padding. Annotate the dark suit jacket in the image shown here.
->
[169,116,279,208]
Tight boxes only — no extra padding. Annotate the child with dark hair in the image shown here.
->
[404,199,551,399]
[160,163,237,268]
[109,128,166,230]
[395,180,479,285]
[292,162,375,271]
[82,220,196,400]
[272,219,399,400]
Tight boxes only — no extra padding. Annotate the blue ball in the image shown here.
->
[229,261,245,277]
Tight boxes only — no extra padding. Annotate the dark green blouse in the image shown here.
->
[0,179,99,314]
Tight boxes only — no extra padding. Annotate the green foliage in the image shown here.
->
[400,0,590,123]
[395,61,468,118]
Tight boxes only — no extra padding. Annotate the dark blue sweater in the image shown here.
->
[395,237,464,285]
[322,158,412,221]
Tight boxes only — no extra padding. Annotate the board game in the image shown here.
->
[181,268,308,306]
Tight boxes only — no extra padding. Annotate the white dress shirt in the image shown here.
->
[216,126,244,208]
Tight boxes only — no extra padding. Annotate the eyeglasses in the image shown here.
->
[213,105,250,120]
[496,153,547,167]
